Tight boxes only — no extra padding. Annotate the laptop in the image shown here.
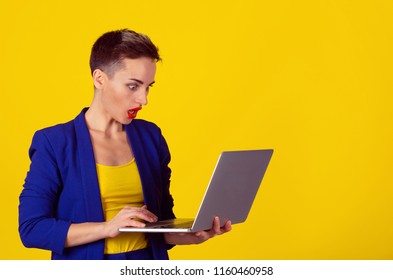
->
[119,149,273,233]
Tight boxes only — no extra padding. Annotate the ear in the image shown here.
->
[92,69,106,89]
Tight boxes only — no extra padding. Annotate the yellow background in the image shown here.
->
[1,0,392,260]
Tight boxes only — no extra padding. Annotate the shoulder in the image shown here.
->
[29,113,83,157]
[32,109,86,144]
[33,119,76,143]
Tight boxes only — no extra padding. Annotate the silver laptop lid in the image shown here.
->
[191,149,273,231]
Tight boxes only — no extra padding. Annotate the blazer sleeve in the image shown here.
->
[18,130,71,255]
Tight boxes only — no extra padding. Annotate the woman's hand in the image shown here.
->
[65,205,157,247]
[104,205,158,238]
[164,216,232,245]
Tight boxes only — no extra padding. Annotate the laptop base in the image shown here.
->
[119,218,195,233]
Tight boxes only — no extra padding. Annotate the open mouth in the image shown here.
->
[127,107,142,119]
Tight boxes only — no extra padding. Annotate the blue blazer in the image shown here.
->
[19,108,175,260]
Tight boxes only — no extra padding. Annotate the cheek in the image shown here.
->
[103,86,128,107]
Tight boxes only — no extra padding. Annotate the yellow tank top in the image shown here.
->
[96,159,148,254]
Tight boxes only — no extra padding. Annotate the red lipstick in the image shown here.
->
[127,107,142,119]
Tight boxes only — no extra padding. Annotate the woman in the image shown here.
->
[18,29,231,260]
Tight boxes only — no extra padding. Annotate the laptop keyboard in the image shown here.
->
[147,219,194,229]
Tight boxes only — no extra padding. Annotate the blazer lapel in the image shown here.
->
[74,108,105,259]
[126,122,159,215]
[74,108,104,223]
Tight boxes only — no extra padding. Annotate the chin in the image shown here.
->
[123,118,134,125]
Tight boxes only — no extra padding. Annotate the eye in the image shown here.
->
[127,84,138,91]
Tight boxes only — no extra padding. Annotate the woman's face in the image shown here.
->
[100,57,156,124]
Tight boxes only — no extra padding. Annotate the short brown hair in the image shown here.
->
[89,29,161,77]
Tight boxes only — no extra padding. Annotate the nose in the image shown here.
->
[135,90,148,106]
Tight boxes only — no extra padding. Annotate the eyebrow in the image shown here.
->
[129,78,155,86]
